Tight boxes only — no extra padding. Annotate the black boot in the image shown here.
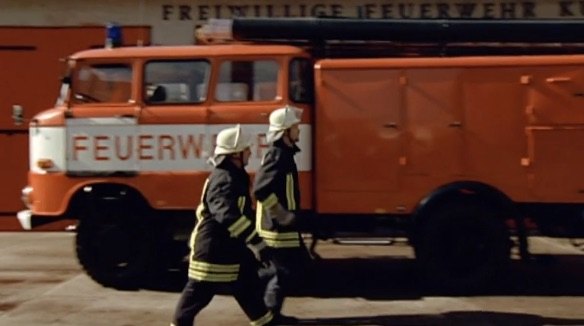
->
[271,312,299,325]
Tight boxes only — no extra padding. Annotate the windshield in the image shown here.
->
[72,63,132,104]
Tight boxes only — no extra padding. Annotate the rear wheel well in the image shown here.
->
[411,181,518,242]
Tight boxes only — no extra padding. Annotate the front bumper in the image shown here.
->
[16,209,66,230]
[17,210,32,230]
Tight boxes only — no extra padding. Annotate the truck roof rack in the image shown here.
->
[205,18,584,57]
[230,17,584,43]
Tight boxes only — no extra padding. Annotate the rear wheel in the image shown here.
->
[76,189,154,289]
[414,201,511,293]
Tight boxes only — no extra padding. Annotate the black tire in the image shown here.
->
[414,201,510,293]
[76,191,153,289]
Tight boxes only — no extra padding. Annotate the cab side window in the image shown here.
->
[144,60,210,104]
[216,60,279,102]
[289,58,313,103]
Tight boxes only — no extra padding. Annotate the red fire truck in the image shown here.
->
[15,18,584,291]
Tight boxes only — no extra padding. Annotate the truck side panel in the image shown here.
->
[314,67,402,214]
[315,56,584,214]
[525,66,584,202]
[462,67,529,200]
[403,68,465,179]
[527,127,584,202]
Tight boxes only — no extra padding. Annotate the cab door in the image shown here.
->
[207,56,313,210]
[137,59,212,207]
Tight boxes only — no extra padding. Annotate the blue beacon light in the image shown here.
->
[105,23,123,48]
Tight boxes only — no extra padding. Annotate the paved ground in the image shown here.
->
[0,232,583,326]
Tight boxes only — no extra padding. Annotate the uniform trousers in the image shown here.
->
[263,246,310,315]
[173,258,270,326]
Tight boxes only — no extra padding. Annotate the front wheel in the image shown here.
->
[414,201,511,293]
[76,192,154,289]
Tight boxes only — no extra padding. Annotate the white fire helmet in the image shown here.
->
[267,105,303,143]
[214,124,252,156]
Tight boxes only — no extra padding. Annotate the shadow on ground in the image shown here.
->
[147,253,584,300]
[294,311,584,326]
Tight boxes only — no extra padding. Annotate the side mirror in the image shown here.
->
[57,76,71,107]
[12,105,24,126]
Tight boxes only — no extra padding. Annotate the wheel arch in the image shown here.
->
[65,182,152,220]
[410,181,518,244]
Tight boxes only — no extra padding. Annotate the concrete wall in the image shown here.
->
[1,0,582,45]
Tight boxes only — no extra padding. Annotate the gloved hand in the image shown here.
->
[267,203,296,227]
[257,245,273,264]
[248,242,273,264]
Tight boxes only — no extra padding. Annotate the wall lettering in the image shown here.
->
[160,2,555,21]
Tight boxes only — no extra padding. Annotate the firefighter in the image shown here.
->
[254,105,311,324]
[171,125,274,326]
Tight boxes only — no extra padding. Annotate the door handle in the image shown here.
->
[546,77,572,83]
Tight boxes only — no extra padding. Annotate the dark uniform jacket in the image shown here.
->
[253,140,302,249]
[188,159,264,282]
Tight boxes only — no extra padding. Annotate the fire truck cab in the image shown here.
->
[18,18,584,291]
[20,42,314,288]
